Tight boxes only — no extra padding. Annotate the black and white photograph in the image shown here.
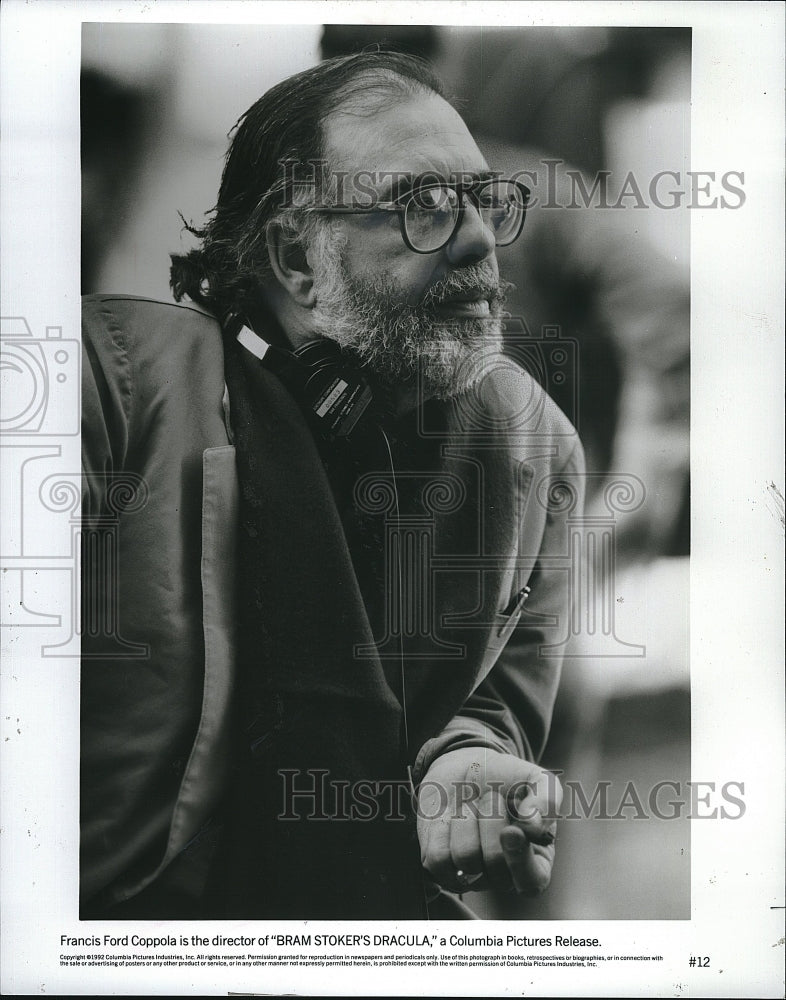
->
[78,19,693,923]
[1,1,783,996]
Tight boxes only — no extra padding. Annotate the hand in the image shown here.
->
[417,747,562,896]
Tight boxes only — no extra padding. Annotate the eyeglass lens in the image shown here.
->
[404,181,526,252]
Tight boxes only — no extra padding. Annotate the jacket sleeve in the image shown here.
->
[413,433,585,779]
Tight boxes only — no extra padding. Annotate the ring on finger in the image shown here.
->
[455,869,484,891]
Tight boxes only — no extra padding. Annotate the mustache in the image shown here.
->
[421,264,513,310]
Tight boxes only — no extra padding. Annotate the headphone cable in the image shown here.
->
[376,423,433,920]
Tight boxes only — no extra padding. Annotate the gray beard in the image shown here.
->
[309,229,510,400]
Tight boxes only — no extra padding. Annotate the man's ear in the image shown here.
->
[266,221,316,307]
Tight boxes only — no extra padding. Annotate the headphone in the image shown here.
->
[236,325,378,442]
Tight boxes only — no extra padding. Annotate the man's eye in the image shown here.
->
[411,186,455,211]
[478,191,505,210]
[481,194,516,222]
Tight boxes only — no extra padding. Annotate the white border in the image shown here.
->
[1,2,784,996]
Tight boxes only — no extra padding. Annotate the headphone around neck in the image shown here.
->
[236,325,377,441]
[234,322,430,916]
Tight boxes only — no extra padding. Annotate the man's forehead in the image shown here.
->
[322,91,488,188]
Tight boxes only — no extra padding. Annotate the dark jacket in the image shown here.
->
[80,294,585,918]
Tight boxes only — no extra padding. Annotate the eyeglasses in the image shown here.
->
[317,177,530,254]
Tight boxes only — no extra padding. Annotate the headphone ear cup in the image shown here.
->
[293,340,375,440]
[292,338,343,369]
[252,338,372,441]
[236,327,377,442]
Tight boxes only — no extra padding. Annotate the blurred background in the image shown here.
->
[81,22,691,919]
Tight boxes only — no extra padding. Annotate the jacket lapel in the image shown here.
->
[157,444,238,869]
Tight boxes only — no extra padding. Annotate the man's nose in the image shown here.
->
[444,195,497,267]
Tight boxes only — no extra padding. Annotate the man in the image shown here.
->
[80,51,584,920]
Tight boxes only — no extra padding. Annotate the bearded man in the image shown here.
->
[80,51,584,920]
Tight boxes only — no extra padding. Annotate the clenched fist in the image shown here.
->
[417,747,562,896]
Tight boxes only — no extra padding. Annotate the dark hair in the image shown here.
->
[170,51,445,323]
